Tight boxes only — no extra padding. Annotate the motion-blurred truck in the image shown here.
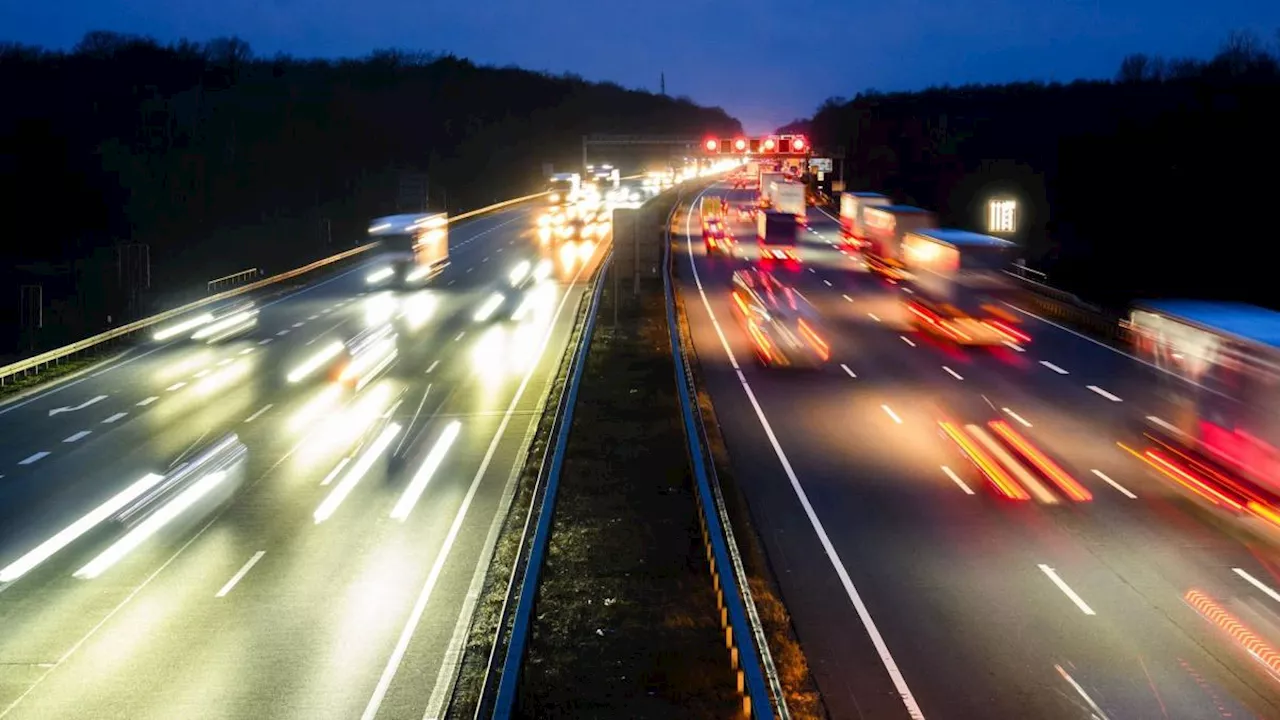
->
[900,229,1029,347]
[366,213,450,288]
[839,192,891,247]
[861,205,937,281]
[547,173,579,205]
[757,209,798,262]
[758,171,786,206]
[769,181,806,224]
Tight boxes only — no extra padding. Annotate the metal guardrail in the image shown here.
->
[207,268,261,294]
[0,193,551,387]
[662,188,777,719]
[489,249,612,718]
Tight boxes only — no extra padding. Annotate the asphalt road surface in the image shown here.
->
[678,182,1280,719]
[0,200,610,720]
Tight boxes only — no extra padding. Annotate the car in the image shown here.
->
[729,268,830,369]
[703,219,733,255]
[473,259,554,325]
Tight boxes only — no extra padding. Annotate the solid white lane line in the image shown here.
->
[900,336,916,347]
[840,364,857,378]
[1087,385,1122,402]
[244,404,273,423]
[942,366,963,380]
[881,405,903,424]
[215,551,265,598]
[18,452,49,465]
[683,192,926,719]
[1055,664,1112,720]
[868,313,881,322]
[137,396,158,407]
[1040,361,1069,374]
[942,466,974,495]
[1234,568,1280,605]
[166,382,186,392]
[1091,469,1137,499]
[102,412,127,424]
[1038,565,1096,615]
[1002,408,1032,428]
[63,431,91,443]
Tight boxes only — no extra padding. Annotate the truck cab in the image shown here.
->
[366,213,450,288]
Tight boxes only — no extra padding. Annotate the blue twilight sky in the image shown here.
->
[3,0,1279,132]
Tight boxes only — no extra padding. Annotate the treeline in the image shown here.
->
[0,31,740,355]
[806,30,1280,309]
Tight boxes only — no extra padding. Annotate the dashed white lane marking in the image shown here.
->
[1002,341,1026,353]
[1091,469,1137,499]
[137,397,159,407]
[63,431,91,443]
[193,369,211,379]
[1038,565,1096,615]
[808,268,816,273]
[1087,385,1122,402]
[166,382,186,392]
[258,338,273,346]
[277,330,290,337]
[840,364,857,378]
[823,279,832,287]
[1040,361,1069,374]
[292,322,305,328]
[843,294,853,302]
[1234,568,1280,604]
[447,280,456,286]
[482,256,489,263]
[1055,664,1110,719]
[244,404,273,423]
[307,314,319,321]
[900,336,916,347]
[941,466,975,495]
[102,412,127,424]
[1002,408,1032,428]
[454,332,465,342]
[18,452,50,465]
[215,551,266,598]
[426,360,440,374]
[238,348,254,356]
[881,405,903,424]
[466,267,473,273]
[496,247,504,253]
[942,366,963,380]
[868,313,881,322]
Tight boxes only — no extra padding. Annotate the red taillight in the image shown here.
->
[987,318,1030,344]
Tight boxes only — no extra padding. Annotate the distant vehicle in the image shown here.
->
[758,172,786,206]
[547,172,580,205]
[757,209,798,262]
[1129,301,1280,504]
[860,205,937,281]
[839,192,892,247]
[900,229,1029,347]
[473,259,552,324]
[703,218,733,255]
[730,268,829,368]
[768,181,806,224]
[366,213,450,288]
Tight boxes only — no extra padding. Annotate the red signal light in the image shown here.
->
[791,137,806,151]
[763,138,776,151]
[734,138,747,151]
[705,138,718,152]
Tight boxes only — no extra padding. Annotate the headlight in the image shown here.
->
[550,193,560,203]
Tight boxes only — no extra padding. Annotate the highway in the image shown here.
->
[678,183,1280,718]
[0,200,609,719]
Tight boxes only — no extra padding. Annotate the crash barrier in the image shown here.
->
[0,192,550,387]
[663,188,780,718]
[1001,270,1132,344]
[207,268,261,294]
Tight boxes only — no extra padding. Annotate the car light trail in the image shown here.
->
[191,311,257,342]
[939,421,1027,500]
[0,473,167,583]
[366,267,394,284]
[74,470,232,579]
[969,424,1057,504]
[154,314,213,341]
[989,420,1092,501]
[473,293,505,322]
[287,341,345,383]
[390,421,462,520]
[313,422,402,523]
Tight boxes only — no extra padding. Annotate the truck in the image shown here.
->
[1128,301,1280,504]
[839,192,892,246]
[900,229,1028,347]
[861,205,937,280]
[769,181,806,224]
[700,195,725,222]
[366,213,450,287]
[547,173,579,205]
[758,172,786,206]
[757,209,798,262]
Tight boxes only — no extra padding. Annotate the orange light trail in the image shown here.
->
[940,421,1029,500]
[1185,589,1280,680]
[989,421,1092,501]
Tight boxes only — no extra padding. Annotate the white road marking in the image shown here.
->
[1002,341,1026,353]
[166,382,186,392]
[483,256,489,263]
[217,358,234,366]
[823,279,832,287]
[62,431,91,443]
[881,405,903,425]
[868,312,881,322]
[215,551,265,598]
[1090,469,1136,499]
[840,364,857,378]
[455,332,465,342]
[102,412,127,424]
[193,369,211,379]
[258,338,273,346]
[426,360,440,374]
[137,396,158,407]
[684,194,926,720]
[808,267,816,273]
[942,366,963,380]
[276,330,290,336]
[1002,408,1032,427]
[244,404,273,423]
[47,395,108,417]
[307,314,319,321]
[1087,385,1122,402]
[320,458,351,487]
[941,466,974,495]
[292,322,305,328]
[1234,568,1280,605]
[239,348,255,355]
[900,336,916,348]
[1040,361,1069,374]
[843,294,853,302]
[18,452,49,465]
[466,267,473,273]
[1145,415,1184,436]
[1055,664,1111,720]
[1038,564,1096,615]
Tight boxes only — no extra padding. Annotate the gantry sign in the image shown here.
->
[581,134,705,167]
[702,134,810,156]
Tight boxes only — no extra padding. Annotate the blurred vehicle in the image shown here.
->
[366,213,450,288]
[838,191,891,247]
[703,218,733,255]
[338,324,398,390]
[758,171,785,207]
[757,209,799,263]
[730,268,829,368]
[547,173,579,205]
[768,180,806,224]
[900,229,1029,347]
[474,260,551,324]
[116,433,249,529]
[1129,301,1280,510]
[861,205,937,281]
[184,301,258,344]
